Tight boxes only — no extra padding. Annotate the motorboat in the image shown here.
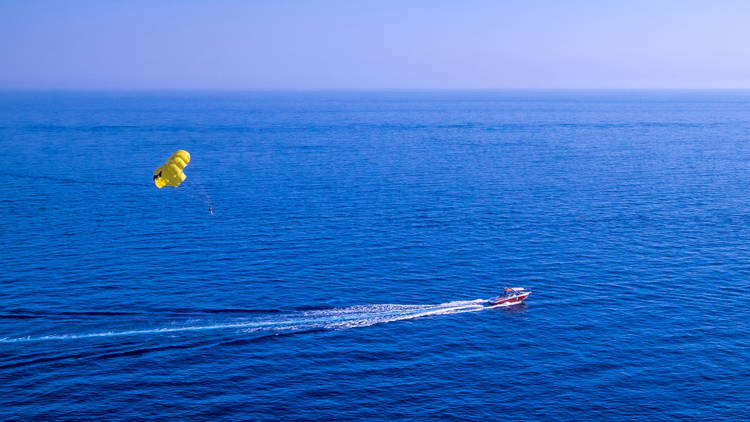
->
[489,287,531,306]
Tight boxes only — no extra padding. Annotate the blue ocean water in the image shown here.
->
[0,91,748,420]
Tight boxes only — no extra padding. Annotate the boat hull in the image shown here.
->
[489,292,530,306]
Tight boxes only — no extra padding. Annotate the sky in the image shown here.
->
[1,0,750,90]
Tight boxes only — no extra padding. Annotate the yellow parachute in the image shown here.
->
[153,150,190,188]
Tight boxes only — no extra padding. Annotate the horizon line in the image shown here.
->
[3,87,750,92]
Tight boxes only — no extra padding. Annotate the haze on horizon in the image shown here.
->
[2,0,750,90]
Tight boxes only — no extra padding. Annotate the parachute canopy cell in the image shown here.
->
[153,150,190,188]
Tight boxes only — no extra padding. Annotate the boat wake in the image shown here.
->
[0,299,515,343]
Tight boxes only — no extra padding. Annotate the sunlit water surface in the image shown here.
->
[1,91,749,420]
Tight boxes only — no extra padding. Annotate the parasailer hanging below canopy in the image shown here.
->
[153,150,190,188]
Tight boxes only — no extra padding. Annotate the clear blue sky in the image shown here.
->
[2,0,750,89]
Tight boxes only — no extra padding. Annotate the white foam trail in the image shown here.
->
[0,299,516,343]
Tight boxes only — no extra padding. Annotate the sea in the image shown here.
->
[0,91,748,420]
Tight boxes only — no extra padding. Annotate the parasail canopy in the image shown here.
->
[153,150,190,188]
